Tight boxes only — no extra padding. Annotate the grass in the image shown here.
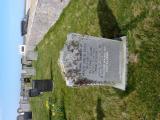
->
[30,0,160,119]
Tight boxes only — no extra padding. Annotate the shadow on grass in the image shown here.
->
[97,0,134,97]
[50,58,53,80]
[96,98,105,120]
[61,97,67,120]
[97,0,122,38]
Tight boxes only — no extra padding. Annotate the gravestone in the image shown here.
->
[18,103,30,113]
[17,112,32,120]
[59,33,127,90]
[32,80,53,92]
[22,66,36,76]
[24,112,32,119]
[26,51,38,61]
[29,89,40,97]
[21,56,32,66]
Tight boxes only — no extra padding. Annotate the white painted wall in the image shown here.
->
[25,0,31,14]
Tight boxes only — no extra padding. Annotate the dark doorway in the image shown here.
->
[96,98,105,120]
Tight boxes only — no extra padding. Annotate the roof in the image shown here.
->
[21,10,30,36]
[21,20,28,36]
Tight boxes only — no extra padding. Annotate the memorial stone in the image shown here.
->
[59,33,127,90]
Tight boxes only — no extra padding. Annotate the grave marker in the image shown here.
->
[59,33,127,90]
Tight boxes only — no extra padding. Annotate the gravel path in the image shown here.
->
[25,0,70,53]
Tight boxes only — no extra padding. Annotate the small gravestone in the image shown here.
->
[22,66,36,76]
[19,103,30,113]
[26,51,38,61]
[21,56,32,66]
[32,80,53,92]
[59,33,127,90]
[17,115,24,120]
[17,112,32,120]
[24,112,32,119]
[29,89,40,97]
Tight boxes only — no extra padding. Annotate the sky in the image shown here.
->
[0,0,24,120]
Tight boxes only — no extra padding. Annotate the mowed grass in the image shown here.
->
[30,0,160,119]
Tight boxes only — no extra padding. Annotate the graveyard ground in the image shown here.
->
[30,0,160,119]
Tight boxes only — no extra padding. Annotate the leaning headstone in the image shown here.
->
[59,33,127,90]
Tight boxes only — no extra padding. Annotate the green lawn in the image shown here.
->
[30,0,160,119]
